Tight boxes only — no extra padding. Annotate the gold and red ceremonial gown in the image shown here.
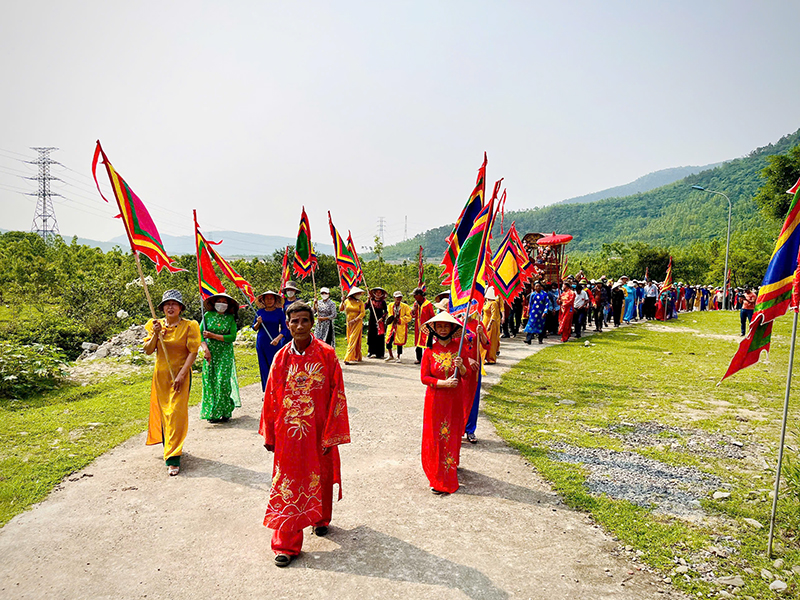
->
[413,300,436,349]
[420,336,469,494]
[259,338,350,555]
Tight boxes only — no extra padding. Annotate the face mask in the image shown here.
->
[321,294,329,300]
[285,291,296,298]
[214,303,228,313]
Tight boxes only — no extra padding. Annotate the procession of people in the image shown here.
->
[142,265,755,566]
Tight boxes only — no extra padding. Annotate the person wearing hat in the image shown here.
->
[314,287,338,347]
[524,281,549,345]
[200,293,242,423]
[419,312,470,495]
[342,287,366,364]
[259,301,351,567]
[366,287,388,359]
[142,290,202,476]
[385,291,412,362]
[482,287,501,364]
[411,287,435,364]
[282,280,302,313]
[434,290,450,305]
[253,291,289,391]
[610,279,627,327]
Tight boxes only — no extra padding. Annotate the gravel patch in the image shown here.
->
[549,443,722,519]
[607,421,746,460]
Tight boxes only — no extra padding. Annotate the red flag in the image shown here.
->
[499,189,507,234]
[92,141,183,273]
[194,210,226,300]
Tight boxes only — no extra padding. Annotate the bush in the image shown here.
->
[0,341,67,399]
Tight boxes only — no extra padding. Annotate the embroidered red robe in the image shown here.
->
[420,337,469,493]
[259,338,350,541]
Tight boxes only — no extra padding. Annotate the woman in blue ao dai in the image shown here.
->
[524,281,550,345]
[253,290,289,391]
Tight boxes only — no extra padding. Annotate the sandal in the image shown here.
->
[313,525,329,536]
[168,465,180,476]
[431,488,449,495]
[274,554,294,567]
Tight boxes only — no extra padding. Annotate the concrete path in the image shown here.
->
[0,330,685,599]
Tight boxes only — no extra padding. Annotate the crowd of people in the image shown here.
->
[140,271,755,566]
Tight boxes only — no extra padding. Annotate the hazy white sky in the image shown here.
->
[1,0,799,252]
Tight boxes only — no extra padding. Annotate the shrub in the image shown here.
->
[0,341,67,399]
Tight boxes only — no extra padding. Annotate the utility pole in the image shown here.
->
[29,147,61,242]
[377,216,386,244]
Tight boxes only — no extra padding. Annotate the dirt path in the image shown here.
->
[0,329,684,599]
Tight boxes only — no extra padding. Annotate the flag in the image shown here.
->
[340,268,359,296]
[328,212,358,278]
[293,207,318,279]
[206,239,255,304]
[492,227,524,303]
[418,245,426,292]
[662,257,673,291]
[280,246,291,291]
[644,266,649,281]
[442,153,487,280]
[448,197,495,316]
[560,255,569,281]
[193,211,226,300]
[347,231,364,284]
[92,141,183,273]
[722,176,800,381]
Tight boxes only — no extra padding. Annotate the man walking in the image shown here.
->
[259,302,351,567]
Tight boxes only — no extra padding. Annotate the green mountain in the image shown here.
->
[383,128,800,260]
[558,163,721,205]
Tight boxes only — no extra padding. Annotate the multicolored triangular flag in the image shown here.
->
[293,207,318,279]
[92,141,183,273]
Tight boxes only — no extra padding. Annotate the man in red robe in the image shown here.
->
[259,301,351,567]
[411,287,436,364]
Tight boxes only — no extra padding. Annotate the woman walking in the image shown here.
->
[420,312,470,495]
[314,287,338,347]
[253,290,288,391]
[143,289,201,476]
[524,281,549,344]
[558,281,576,342]
[200,293,241,423]
[342,287,366,365]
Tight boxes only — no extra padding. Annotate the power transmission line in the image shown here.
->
[28,147,61,242]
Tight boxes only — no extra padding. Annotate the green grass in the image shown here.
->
[0,346,260,527]
[485,311,800,598]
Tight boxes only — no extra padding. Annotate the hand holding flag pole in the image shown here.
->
[93,141,177,381]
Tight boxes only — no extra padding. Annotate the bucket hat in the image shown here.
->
[158,289,186,311]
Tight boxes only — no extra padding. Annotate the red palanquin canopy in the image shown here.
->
[536,232,573,246]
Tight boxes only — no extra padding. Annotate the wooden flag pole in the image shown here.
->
[768,310,798,557]
[134,252,176,381]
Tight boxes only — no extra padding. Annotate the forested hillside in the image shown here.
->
[383,128,800,260]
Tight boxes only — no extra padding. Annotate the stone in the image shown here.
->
[743,518,763,529]
[94,347,109,359]
[675,566,689,574]
[773,558,784,569]
[716,575,745,587]
[730,440,744,447]
[713,491,731,500]
[116,309,129,319]
[81,342,99,351]
[769,580,787,592]
[559,399,576,406]
[792,565,800,575]
[761,568,774,580]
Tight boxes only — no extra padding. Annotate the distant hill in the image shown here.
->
[558,164,721,205]
[381,128,800,259]
[5,230,335,257]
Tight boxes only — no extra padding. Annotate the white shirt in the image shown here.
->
[573,290,589,309]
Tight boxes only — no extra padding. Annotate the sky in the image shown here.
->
[1,0,799,254]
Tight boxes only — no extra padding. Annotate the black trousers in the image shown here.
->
[574,307,587,337]
[593,306,604,330]
[612,300,623,327]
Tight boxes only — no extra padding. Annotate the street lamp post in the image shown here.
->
[692,185,732,310]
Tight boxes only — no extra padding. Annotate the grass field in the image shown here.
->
[0,346,260,527]
[484,311,800,598]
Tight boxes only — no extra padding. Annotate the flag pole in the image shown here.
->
[134,251,176,381]
[767,309,798,557]
[98,142,174,382]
